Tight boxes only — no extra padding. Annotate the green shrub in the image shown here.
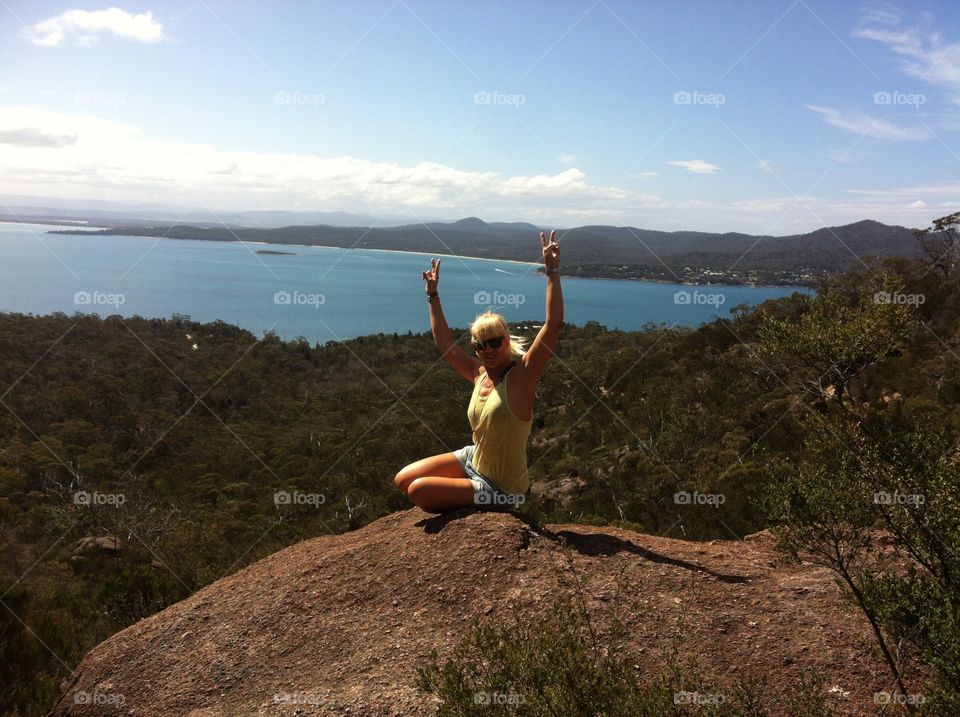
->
[415,591,833,717]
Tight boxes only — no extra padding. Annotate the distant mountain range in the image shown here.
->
[3,197,924,286]
[42,216,923,286]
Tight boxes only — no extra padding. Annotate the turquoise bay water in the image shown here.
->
[0,222,810,344]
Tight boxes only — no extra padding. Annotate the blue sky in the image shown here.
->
[0,0,958,232]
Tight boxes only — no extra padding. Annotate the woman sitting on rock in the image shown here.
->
[394,230,563,513]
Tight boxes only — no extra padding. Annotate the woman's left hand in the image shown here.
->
[540,230,559,271]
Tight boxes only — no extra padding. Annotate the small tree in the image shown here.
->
[754,270,914,406]
[760,409,960,713]
[913,212,960,282]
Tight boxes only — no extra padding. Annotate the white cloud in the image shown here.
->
[500,168,628,197]
[806,105,928,140]
[909,199,926,208]
[845,181,960,198]
[853,8,960,102]
[858,2,902,27]
[23,7,165,47]
[1,106,950,234]
[607,193,938,233]
[557,154,576,166]
[0,107,628,219]
[0,128,78,147]
[665,159,719,174]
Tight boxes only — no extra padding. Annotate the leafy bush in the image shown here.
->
[415,590,834,717]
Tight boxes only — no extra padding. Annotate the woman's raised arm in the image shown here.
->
[522,230,563,381]
[422,257,479,382]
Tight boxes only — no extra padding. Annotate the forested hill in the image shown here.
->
[51,217,922,285]
[2,241,958,714]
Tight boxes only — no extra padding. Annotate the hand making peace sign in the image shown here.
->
[422,230,556,292]
[422,257,440,295]
[541,229,559,271]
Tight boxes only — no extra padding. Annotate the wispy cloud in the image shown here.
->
[845,181,960,198]
[23,7,165,47]
[0,128,78,147]
[853,4,960,102]
[665,159,719,174]
[806,104,928,140]
[858,2,902,27]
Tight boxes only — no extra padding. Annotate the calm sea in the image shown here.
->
[0,222,810,344]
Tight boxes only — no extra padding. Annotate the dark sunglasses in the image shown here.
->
[472,335,505,352]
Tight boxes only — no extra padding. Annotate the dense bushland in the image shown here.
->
[2,214,957,715]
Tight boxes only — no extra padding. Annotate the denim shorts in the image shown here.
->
[454,445,519,511]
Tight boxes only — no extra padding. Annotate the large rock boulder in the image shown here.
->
[50,508,904,716]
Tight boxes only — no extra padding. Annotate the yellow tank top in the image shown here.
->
[467,361,533,495]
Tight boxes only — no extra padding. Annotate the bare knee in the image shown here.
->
[407,477,474,513]
[394,465,416,494]
[407,478,441,512]
[395,453,465,496]
[406,477,426,501]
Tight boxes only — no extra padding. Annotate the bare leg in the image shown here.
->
[394,452,466,494]
[395,452,476,513]
[407,476,475,513]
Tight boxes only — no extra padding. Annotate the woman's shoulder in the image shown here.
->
[506,358,533,383]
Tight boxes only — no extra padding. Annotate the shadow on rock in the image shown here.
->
[415,508,750,584]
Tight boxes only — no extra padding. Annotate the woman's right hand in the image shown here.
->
[422,257,440,295]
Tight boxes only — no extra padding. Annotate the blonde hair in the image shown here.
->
[469,310,528,357]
